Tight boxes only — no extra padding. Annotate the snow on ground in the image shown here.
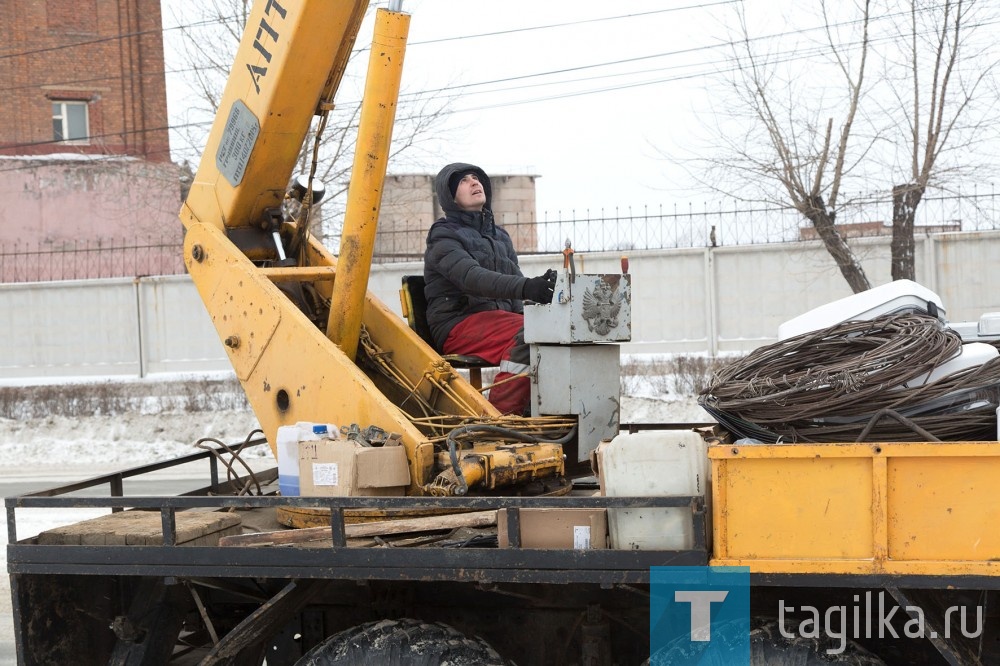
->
[1,397,708,468]
[0,410,268,466]
[621,395,709,423]
[0,393,710,663]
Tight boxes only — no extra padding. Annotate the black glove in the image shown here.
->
[522,272,556,304]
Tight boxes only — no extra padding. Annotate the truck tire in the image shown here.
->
[749,619,885,665]
[646,619,885,665]
[295,618,511,666]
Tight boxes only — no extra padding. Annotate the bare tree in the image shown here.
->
[167,0,450,244]
[169,1,250,161]
[709,1,875,293]
[882,0,998,280]
[695,0,998,294]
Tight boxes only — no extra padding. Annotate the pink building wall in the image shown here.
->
[0,157,182,246]
[0,157,184,281]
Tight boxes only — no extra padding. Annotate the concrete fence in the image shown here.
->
[3,231,999,382]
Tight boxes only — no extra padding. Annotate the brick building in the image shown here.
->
[376,173,539,260]
[0,0,181,282]
[0,0,170,161]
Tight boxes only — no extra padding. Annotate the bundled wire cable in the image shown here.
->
[699,313,1000,442]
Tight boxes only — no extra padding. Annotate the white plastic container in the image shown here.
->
[950,312,1000,342]
[778,279,945,340]
[903,342,998,388]
[602,430,708,550]
[277,422,336,497]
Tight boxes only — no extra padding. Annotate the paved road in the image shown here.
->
[3,459,274,500]
[3,469,220,499]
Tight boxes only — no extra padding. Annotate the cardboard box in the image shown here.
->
[497,508,607,549]
[298,439,410,496]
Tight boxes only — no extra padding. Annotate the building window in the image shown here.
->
[52,101,89,142]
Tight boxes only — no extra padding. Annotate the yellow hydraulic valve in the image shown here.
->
[426,435,566,497]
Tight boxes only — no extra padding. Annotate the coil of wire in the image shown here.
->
[698,312,1000,442]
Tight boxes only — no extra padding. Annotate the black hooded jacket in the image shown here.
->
[423,162,528,350]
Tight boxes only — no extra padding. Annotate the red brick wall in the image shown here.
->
[0,0,170,162]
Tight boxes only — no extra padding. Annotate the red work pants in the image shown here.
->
[442,310,530,415]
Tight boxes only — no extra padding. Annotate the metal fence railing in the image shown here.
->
[368,185,1000,262]
[4,186,999,281]
[0,237,186,284]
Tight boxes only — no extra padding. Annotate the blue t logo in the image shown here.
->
[650,566,750,665]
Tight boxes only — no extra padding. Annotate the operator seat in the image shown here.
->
[399,275,494,389]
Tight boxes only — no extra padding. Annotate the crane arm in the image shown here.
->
[177,0,568,497]
[179,0,367,233]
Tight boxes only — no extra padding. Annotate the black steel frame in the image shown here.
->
[9,442,1000,666]
[5,443,709,585]
[10,442,1000,591]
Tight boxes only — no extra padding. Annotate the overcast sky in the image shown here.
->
[161,0,759,215]
[389,0,729,215]
[161,0,1000,217]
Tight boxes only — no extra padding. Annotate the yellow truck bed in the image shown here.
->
[709,441,1000,576]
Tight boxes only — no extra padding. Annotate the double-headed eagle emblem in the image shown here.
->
[581,278,623,335]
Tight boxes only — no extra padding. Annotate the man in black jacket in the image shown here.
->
[424,162,555,414]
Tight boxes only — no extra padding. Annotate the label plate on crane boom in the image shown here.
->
[216,99,261,187]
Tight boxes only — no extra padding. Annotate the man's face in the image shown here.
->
[454,173,486,211]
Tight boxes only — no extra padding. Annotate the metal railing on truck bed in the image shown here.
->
[8,439,1000,666]
[5,440,709,584]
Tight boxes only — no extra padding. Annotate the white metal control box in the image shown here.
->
[524,273,631,344]
[530,343,621,460]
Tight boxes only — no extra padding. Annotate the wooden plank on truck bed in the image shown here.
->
[37,510,242,546]
[219,510,497,547]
